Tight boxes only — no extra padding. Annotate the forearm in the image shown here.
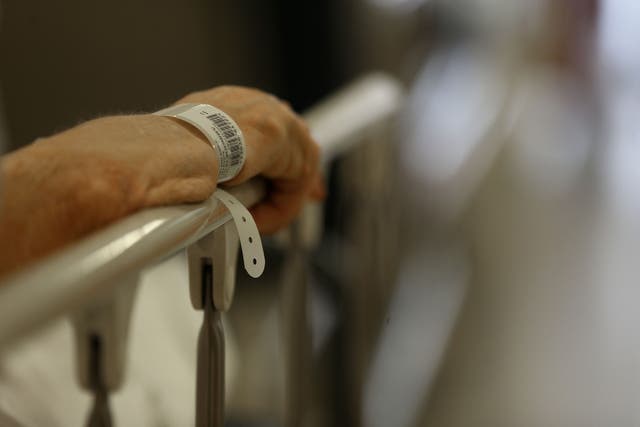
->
[0,143,128,275]
[0,115,217,277]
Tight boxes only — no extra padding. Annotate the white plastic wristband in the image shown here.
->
[214,189,265,278]
[154,103,246,183]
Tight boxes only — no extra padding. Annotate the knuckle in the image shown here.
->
[308,139,320,163]
[278,98,293,111]
[299,118,311,134]
[257,114,283,137]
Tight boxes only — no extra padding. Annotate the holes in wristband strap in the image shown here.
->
[213,189,265,278]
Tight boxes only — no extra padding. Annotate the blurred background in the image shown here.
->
[2,0,640,426]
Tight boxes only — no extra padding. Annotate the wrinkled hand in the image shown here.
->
[175,86,324,233]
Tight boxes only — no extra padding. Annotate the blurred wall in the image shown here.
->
[0,0,284,150]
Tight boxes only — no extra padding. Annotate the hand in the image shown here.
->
[175,86,324,233]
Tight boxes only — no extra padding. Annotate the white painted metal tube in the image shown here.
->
[305,72,404,164]
[0,72,404,347]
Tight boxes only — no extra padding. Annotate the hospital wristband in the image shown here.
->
[154,103,246,183]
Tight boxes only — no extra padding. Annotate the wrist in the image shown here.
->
[153,104,245,183]
[145,114,211,149]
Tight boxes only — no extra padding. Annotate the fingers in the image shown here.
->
[250,170,325,234]
[246,108,322,233]
[250,191,304,234]
[309,173,327,201]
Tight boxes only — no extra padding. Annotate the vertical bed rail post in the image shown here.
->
[71,274,139,427]
[281,202,323,427]
[188,221,240,427]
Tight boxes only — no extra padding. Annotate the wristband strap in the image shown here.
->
[154,103,246,182]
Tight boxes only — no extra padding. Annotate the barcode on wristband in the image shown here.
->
[207,113,238,140]
[228,139,243,163]
[204,112,245,181]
